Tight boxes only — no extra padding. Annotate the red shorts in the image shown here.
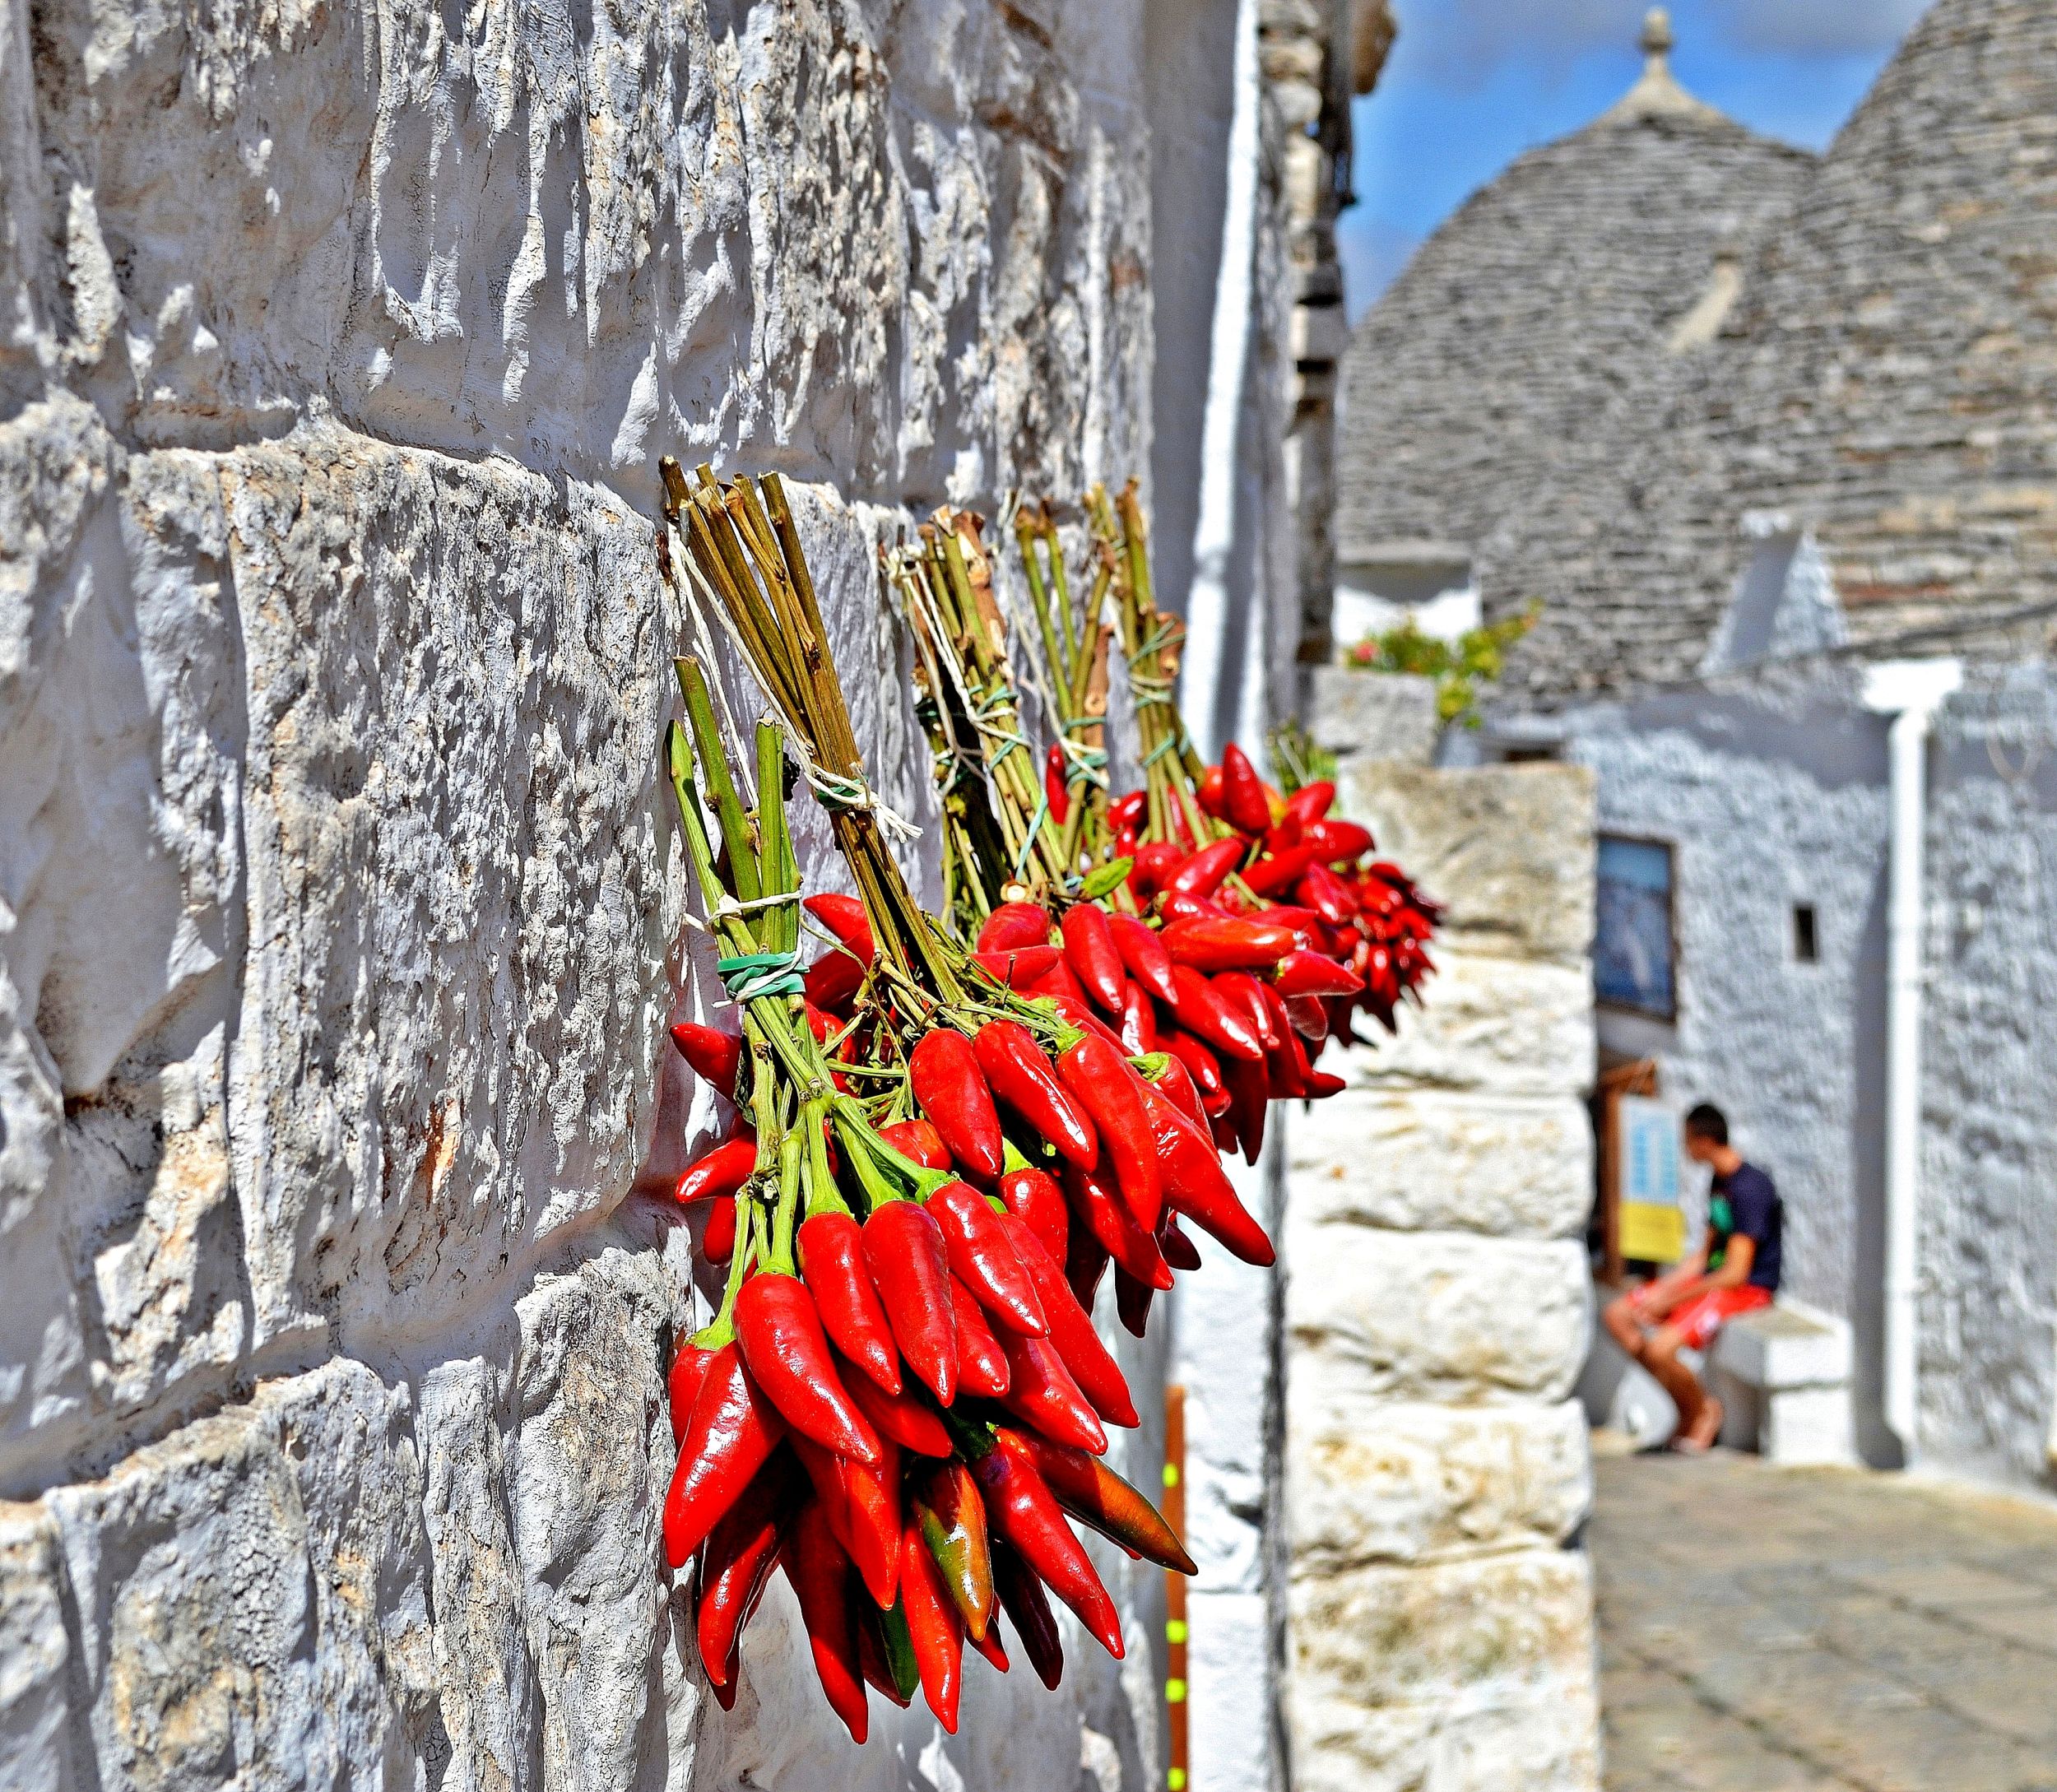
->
[1665,1284,1773,1351]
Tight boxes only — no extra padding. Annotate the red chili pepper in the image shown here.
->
[1044,741,1070,825]
[1196,762,1227,818]
[1066,1224,1111,1312]
[1297,861,1358,926]
[878,1118,952,1171]
[967,1429,1124,1659]
[1149,1052,1209,1129]
[804,935,871,1013]
[1039,991,1129,1052]
[857,1605,916,1709]
[973,1020,1099,1171]
[967,1621,1009,1674]
[786,1502,870,1743]
[1166,836,1246,898]
[792,1431,903,1609]
[1156,889,1233,926]
[1055,1033,1166,1231]
[1219,742,1273,833]
[1305,817,1374,862]
[1213,970,1277,1050]
[1159,1214,1202,1271]
[735,1273,884,1465]
[998,1325,1112,1454]
[928,1179,1047,1336]
[910,1030,1005,1182]
[1115,1268,1153,1337]
[1284,992,1331,1041]
[797,1211,903,1396]
[1221,1048,1270,1166]
[991,1539,1065,1690]
[999,1163,1069,1262]
[1108,789,1148,833]
[698,1451,803,1689]
[1285,779,1335,825]
[977,902,1054,953]
[971,944,1063,987]
[668,1022,741,1096]
[1264,809,1303,855]
[1023,954,1090,1007]
[1000,1214,1136,1427]
[1128,839,1186,898]
[842,1362,954,1456]
[665,1343,786,1568]
[1275,947,1363,997]
[669,1338,717,1446]
[1241,842,1321,898]
[948,1277,1012,1398]
[1136,1075,1275,1265]
[913,1460,995,1641]
[1118,980,1158,1055]
[1004,1428,1196,1573]
[703,1196,738,1263]
[1167,964,1265,1063]
[1059,903,1126,1014]
[1163,1028,1225,1103]
[1107,911,1177,1004]
[1065,1158,1172,1290]
[898,1516,964,1731]
[1306,1069,1348,1098]
[1161,915,1298,973]
[675,1138,757,1207]
[861,1202,959,1406]
[1258,982,1311,1098]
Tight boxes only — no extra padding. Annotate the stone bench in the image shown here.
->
[1581,1289,1856,1465]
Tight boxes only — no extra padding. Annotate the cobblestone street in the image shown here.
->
[1593,1447,2057,1792]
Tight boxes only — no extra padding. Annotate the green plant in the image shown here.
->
[1344,604,1539,727]
[1266,721,1335,795]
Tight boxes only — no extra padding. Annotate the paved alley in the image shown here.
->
[1592,1446,2057,1792]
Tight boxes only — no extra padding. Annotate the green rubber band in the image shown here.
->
[715,949,806,1002]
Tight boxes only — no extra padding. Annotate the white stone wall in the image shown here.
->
[1281,760,1602,1791]
[0,1,1269,1785]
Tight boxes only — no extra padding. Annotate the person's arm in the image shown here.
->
[1631,1240,1710,1316]
[1702,1232,1755,1292]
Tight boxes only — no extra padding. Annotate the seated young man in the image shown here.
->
[1601,1103,1784,1452]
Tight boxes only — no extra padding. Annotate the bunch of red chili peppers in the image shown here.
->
[652,462,1438,1743]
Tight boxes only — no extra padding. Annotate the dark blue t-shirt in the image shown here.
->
[1708,1163,1782,1292]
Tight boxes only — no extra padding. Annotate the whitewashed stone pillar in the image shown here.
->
[1282,758,1602,1790]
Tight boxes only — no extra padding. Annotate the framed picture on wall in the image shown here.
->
[1595,834,1676,1019]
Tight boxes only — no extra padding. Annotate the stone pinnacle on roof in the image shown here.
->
[1601,7,1726,125]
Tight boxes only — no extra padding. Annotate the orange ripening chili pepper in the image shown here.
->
[1115,1267,1153,1339]
[1044,741,1070,826]
[1167,964,1265,1063]
[1218,741,1273,833]
[898,1516,963,1731]
[702,1195,738,1263]
[734,1273,883,1465]
[1066,1158,1173,1291]
[1107,911,1178,1004]
[968,1428,1123,1660]
[1165,836,1246,898]
[948,1278,1012,1399]
[1056,1033,1165,1232]
[997,1328,1109,1455]
[1001,1214,1137,1428]
[1160,915,1298,973]
[675,1138,757,1207]
[697,1451,803,1690]
[862,1202,959,1406]
[909,1029,1005,1183]
[928,1179,1047,1336]
[792,1431,903,1610]
[798,1210,903,1395]
[669,1022,741,1096]
[1004,1427,1197,1574]
[786,1502,869,1743]
[991,1539,1065,1690]
[912,1459,995,1641]
[973,1021,1098,1172]
[977,902,1054,953]
[1136,1075,1276,1266]
[665,1343,786,1568]
[843,1361,953,1457]
[999,1164,1069,1263]
[1060,903,1126,1014]
[878,1118,952,1171]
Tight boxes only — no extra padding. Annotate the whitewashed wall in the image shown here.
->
[0,0,1265,1785]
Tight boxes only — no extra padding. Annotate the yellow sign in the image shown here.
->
[1620,1200,1687,1265]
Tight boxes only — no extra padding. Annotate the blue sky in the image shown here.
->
[1340,0,1929,320]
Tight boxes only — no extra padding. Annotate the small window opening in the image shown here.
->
[1502,746,1557,764]
[1793,904,1819,964]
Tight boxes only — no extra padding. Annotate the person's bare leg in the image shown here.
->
[1601,1294,1647,1362]
[1643,1327,1719,1447]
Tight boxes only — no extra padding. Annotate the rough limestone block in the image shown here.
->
[1340,952,1595,1099]
[1287,1397,1591,1572]
[0,1505,73,1792]
[1289,1088,1591,1239]
[1288,1230,1591,1405]
[1306,668,1440,765]
[1287,1549,1601,1792]
[1340,763,1598,968]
